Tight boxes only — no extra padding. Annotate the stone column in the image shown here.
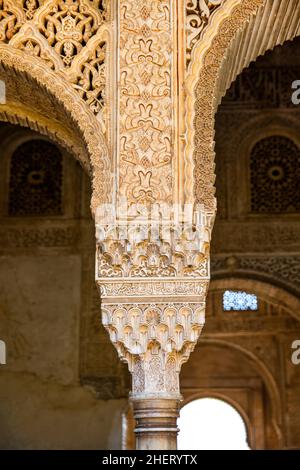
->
[95,0,214,449]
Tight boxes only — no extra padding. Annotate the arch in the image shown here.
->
[182,337,283,448]
[178,396,252,449]
[0,45,112,212]
[186,0,300,210]
[0,105,89,173]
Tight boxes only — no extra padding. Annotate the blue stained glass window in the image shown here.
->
[223,290,258,311]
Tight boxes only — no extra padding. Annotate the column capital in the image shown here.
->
[96,205,214,397]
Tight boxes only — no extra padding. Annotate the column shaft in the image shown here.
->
[132,397,180,450]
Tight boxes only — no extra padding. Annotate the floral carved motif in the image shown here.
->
[0,1,109,121]
[186,0,224,65]
[74,40,106,116]
[36,0,106,68]
[118,0,173,205]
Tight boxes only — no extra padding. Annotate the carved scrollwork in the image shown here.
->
[118,0,173,205]
[72,40,106,118]
[186,0,223,65]
[0,0,25,42]
[0,1,109,121]
[36,0,106,68]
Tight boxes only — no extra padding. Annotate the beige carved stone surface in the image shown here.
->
[118,0,173,205]
[1,0,300,452]
[190,0,264,210]
[0,0,113,212]
[186,0,224,65]
[96,208,212,279]
[0,0,108,121]
[96,204,214,399]
[101,302,205,396]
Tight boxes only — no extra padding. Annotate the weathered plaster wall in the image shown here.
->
[0,125,127,450]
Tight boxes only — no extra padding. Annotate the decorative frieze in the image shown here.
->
[250,135,300,214]
[212,222,300,253]
[99,280,207,299]
[204,315,300,335]
[0,225,79,248]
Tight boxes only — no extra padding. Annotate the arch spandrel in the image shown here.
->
[0,45,112,211]
[0,0,113,212]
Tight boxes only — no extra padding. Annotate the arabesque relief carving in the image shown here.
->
[186,0,224,65]
[118,0,173,205]
[185,0,264,209]
[0,0,109,125]
[96,202,214,397]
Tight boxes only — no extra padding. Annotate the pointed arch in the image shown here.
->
[0,45,112,212]
[186,0,300,211]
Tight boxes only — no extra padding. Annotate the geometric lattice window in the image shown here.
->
[8,140,63,216]
[250,135,300,213]
[223,291,258,311]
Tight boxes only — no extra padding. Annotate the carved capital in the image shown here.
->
[99,300,205,398]
[96,205,214,280]
[96,205,213,397]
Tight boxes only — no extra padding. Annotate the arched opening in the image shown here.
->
[187,0,300,211]
[0,46,111,212]
[186,36,300,449]
[0,122,129,449]
[178,397,250,450]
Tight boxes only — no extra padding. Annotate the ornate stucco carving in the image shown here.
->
[185,0,264,209]
[96,203,214,397]
[0,46,111,211]
[186,0,224,65]
[0,104,89,166]
[0,1,113,212]
[96,207,212,279]
[118,0,174,205]
[0,1,109,123]
[186,0,300,214]
[101,302,206,396]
